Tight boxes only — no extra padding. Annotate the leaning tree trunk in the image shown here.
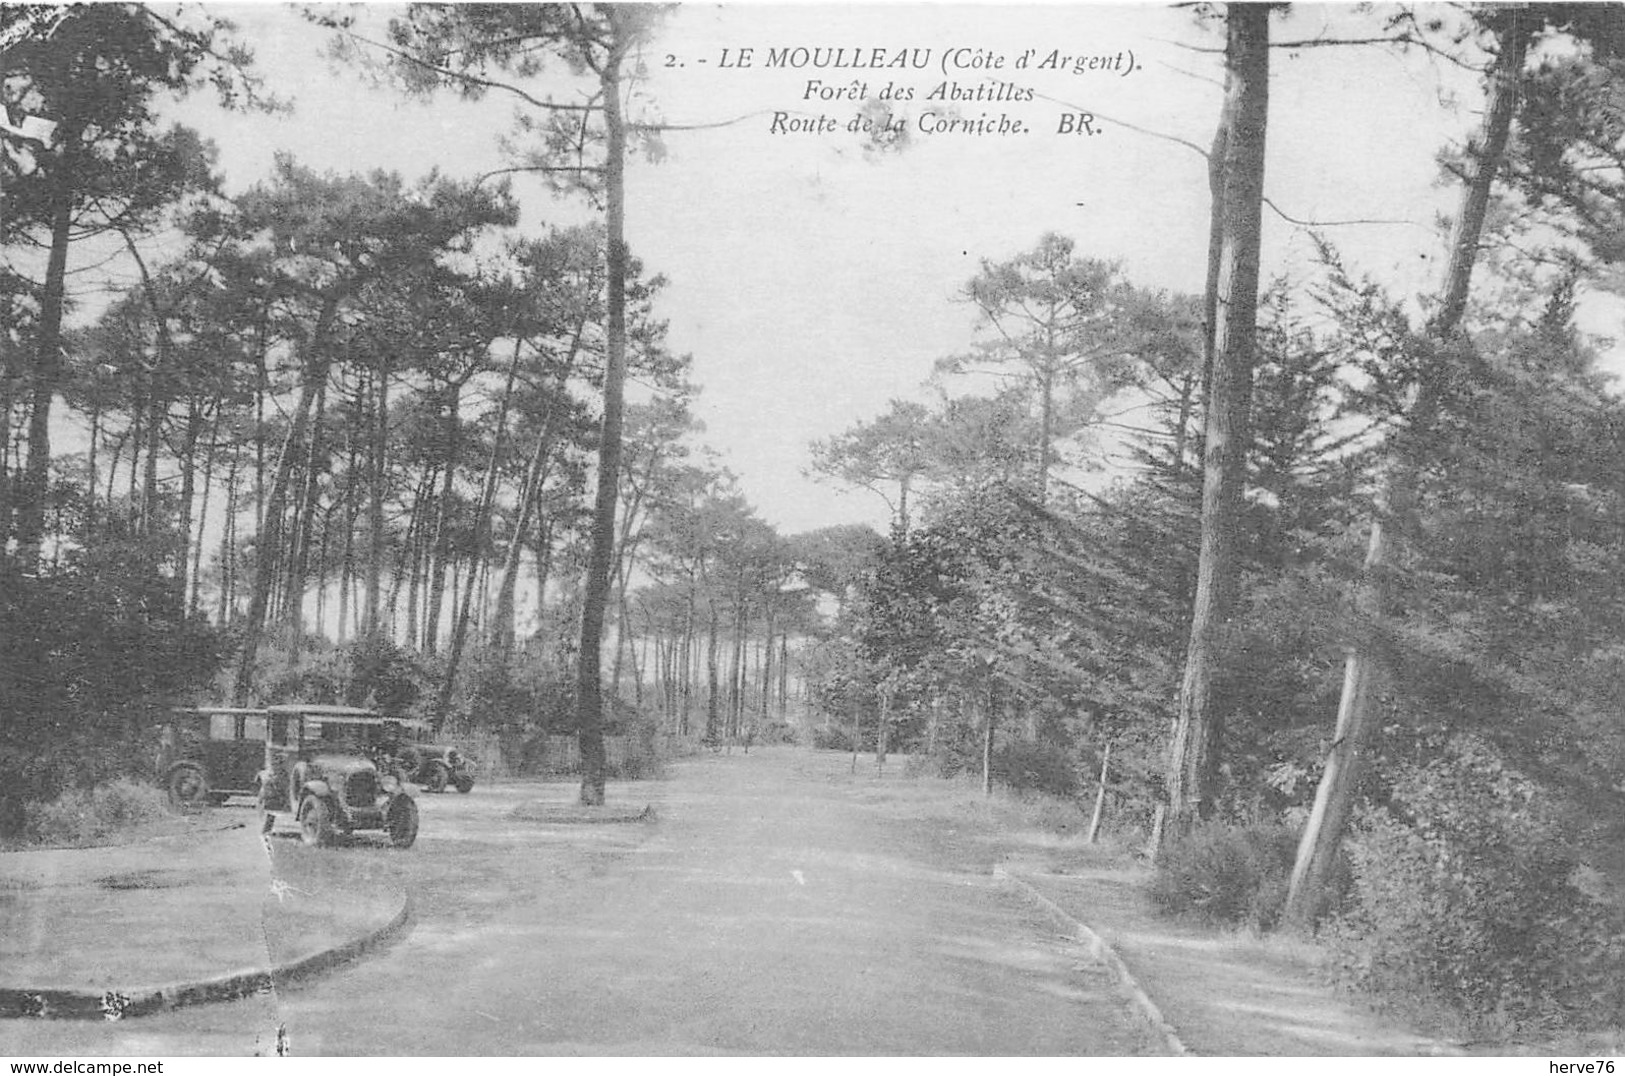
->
[437,341,520,724]
[233,298,339,704]
[1283,13,1532,927]
[575,14,630,806]
[1161,1,1269,854]
[981,680,996,798]
[285,377,328,648]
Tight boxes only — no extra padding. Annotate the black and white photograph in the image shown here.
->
[3,0,1625,1061]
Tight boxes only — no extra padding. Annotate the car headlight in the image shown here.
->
[379,773,401,793]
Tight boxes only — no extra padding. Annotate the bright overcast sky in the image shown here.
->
[162,3,1516,535]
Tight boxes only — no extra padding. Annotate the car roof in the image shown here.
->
[265,704,383,721]
[170,707,268,716]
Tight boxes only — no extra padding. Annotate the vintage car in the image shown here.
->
[159,707,270,809]
[258,704,418,849]
[392,721,477,794]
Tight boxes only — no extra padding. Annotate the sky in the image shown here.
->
[154,3,1561,536]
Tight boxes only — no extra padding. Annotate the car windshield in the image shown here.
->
[308,719,385,751]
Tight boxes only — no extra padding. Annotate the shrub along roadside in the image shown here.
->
[1150,735,1625,1037]
[13,780,174,849]
[1325,738,1625,1034]
[1150,820,1311,933]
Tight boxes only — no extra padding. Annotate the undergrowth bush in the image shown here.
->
[992,739,1079,798]
[757,721,800,746]
[613,716,664,780]
[811,725,857,751]
[1150,820,1306,932]
[24,780,170,847]
[1329,736,1625,1031]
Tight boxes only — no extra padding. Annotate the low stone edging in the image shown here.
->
[0,887,413,1021]
[994,865,1189,1056]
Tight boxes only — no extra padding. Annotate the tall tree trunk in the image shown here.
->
[220,448,240,623]
[494,325,585,654]
[15,135,78,568]
[705,597,721,745]
[438,341,521,723]
[981,681,996,797]
[1087,742,1113,843]
[0,360,17,540]
[121,232,174,558]
[1037,365,1054,505]
[1161,2,1269,852]
[760,613,775,725]
[728,593,747,737]
[233,299,339,703]
[575,15,630,806]
[285,376,328,646]
[1284,13,1531,926]
[779,633,789,721]
[168,400,199,617]
[338,416,361,644]
[254,321,268,540]
[315,498,332,637]
[189,404,219,618]
[494,427,548,653]
[423,385,459,654]
[366,351,390,642]
[398,466,433,642]
[680,593,696,735]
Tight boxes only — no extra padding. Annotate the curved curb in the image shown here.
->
[0,887,413,1021]
[995,866,1190,1056]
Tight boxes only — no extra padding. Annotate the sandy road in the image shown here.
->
[2,747,1160,1056]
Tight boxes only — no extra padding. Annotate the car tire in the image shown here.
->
[453,774,475,794]
[167,765,208,810]
[387,796,419,849]
[298,795,333,847]
[423,761,449,794]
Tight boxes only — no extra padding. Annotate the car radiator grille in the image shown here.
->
[344,772,379,805]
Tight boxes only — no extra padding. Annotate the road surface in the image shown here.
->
[1,747,1160,1056]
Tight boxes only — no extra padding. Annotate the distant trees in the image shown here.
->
[2,4,261,567]
[0,5,264,823]
[938,234,1191,505]
[809,399,935,534]
[339,2,671,804]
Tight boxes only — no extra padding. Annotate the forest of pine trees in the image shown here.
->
[6,1,1625,1033]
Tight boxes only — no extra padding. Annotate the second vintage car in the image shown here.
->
[159,707,269,808]
[391,721,477,794]
[258,704,419,849]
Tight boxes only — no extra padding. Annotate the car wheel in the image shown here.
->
[387,796,419,849]
[298,795,333,847]
[453,774,475,794]
[167,765,208,810]
[423,761,449,793]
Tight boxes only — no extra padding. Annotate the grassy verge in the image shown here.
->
[0,780,216,851]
